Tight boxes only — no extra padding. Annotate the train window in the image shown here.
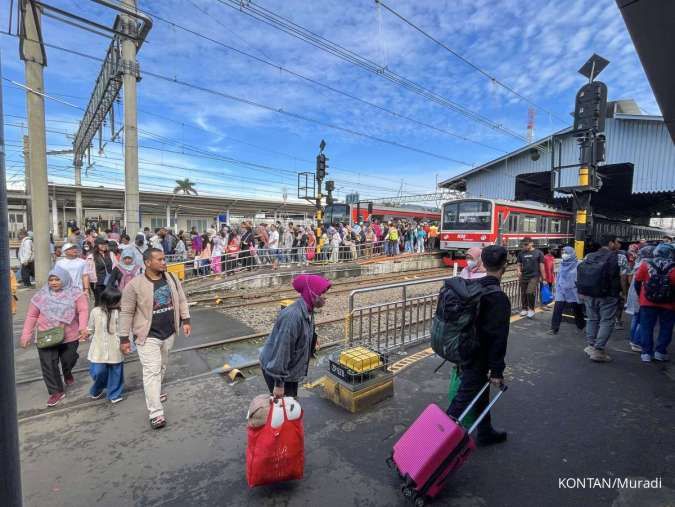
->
[442,200,492,231]
[550,219,561,233]
[508,213,519,233]
[521,216,537,233]
[324,204,349,225]
[537,216,548,233]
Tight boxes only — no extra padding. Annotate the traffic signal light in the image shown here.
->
[573,81,608,133]
[316,154,327,181]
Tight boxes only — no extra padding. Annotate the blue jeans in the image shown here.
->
[584,296,618,350]
[638,306,675,356]
[89,362,124,400]
[630,310,640,344]
[404,241,413,253]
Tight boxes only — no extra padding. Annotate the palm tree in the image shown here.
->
[174,178,198,196]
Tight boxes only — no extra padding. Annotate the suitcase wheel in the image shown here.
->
[402,486,414,499]
[414,496,426,507]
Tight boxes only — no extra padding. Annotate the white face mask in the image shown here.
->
[467,260,477,269]
[561,253,571,261]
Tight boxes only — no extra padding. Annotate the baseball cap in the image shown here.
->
[62,242,78,251]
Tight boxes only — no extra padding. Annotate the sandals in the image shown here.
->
[150,416,166,430]
[160,393,168,403]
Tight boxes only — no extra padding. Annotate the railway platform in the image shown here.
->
[15,308,675,507]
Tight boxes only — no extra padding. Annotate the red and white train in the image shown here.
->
[440,198,573,258]
[323,203,440,226]
[439,197,667,260]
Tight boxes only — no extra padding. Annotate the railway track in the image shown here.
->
[190,267,450,307]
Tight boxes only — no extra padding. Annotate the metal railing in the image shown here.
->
[168,240,436,282]
[346,276,545,353]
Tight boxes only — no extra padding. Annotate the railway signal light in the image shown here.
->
[316,153,327,181]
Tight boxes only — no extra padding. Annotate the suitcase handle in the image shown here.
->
[461,383,508,435]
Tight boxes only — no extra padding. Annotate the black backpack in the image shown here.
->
[431,277,497,364]
[644,262,674,304]
[577,250,614,297]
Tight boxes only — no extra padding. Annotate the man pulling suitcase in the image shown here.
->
[446,245,511,446]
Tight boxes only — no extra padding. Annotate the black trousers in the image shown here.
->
[93,284,106,306]
[21,261,34,287]
[447,367,493,437]
[262,370,299,398]
[38,341,80,394]
[551,301,586,332]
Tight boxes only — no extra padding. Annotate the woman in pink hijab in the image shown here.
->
[460,247,487,280]
[259,274,332,399]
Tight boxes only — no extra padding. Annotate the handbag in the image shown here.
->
[36,326,65,349]
[246,398,304,487]
[540,283,554,305]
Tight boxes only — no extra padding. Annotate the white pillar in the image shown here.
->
[51,195,59,239]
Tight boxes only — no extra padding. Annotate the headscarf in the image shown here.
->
[31,266,83,326]
[466,247,485,274]
[637,245,655,263]
[650,243,674,271]
[556,246,578,290]
[118,249,138,272]
[292,274,332,313]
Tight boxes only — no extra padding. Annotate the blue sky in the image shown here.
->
[1,0,658,202]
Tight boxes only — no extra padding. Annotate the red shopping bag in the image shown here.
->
[306,247,316,261]
[246,398,304,487]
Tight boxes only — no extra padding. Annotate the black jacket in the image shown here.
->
[467,276,511,378]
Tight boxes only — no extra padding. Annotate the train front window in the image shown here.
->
[324,204,349,225]
[442,200,492,231]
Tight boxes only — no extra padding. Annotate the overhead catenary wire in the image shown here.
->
[214,0,530,142]
[140,3,505,154]
[1,31,472,167]
[374,0,567,124]
[5,116,435,196]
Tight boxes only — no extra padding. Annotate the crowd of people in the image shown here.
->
[17,226,191,430]
[455,234,674,364]
[16,219,441,287]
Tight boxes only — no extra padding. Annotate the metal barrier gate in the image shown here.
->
[346,277,537,353]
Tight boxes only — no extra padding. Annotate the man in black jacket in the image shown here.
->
[447,245,511,446]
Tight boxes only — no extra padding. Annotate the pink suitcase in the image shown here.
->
[387,382,507,506]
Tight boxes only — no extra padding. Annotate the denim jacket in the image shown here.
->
[259,298,314,386]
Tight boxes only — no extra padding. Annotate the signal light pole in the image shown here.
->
[572,54,609,259]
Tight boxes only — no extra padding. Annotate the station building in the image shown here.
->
[439,103,675,228]
[6,184,314,241]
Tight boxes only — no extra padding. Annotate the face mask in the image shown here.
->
[467,260,477,269]
[561,253,571,261]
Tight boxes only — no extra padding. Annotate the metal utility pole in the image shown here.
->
[0,49,24,507]
[20,0,50,285]
[121,0,140,235]
[22,135,31,230]
[71,0,151,235]
[74,163,82,228]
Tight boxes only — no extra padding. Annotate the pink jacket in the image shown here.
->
[20,294,89,347]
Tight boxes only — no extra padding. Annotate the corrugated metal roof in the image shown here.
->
[440,116,675,198]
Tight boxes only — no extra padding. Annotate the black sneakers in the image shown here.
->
[477,429,508,446]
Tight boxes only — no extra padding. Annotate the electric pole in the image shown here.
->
[22,135,31,230]
[121,0,140,235]
[20,0,50,285]
[0,48,24,507]
[74,161,83,229]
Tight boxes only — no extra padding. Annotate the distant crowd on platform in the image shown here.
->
[459,234,674,364]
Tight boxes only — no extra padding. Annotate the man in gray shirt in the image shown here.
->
[516,237,547,319]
